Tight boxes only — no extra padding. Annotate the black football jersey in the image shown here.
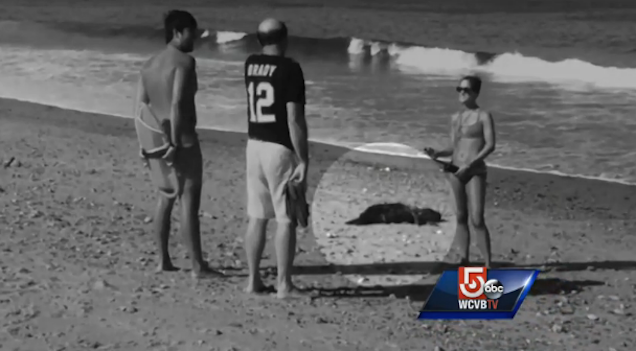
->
[244,54,306,151]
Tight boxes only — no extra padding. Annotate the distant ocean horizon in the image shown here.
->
[1,0,635,184]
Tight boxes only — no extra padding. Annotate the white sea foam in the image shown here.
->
[353,143,636,186]
[203,31,636,90]
[346,38,636,89]
[215,31,248,44]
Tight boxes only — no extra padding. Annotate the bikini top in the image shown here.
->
[455,112,483,140]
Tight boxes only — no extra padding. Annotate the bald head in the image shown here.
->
[256,18,288,47]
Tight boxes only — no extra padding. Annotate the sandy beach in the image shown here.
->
[1,98,635,351]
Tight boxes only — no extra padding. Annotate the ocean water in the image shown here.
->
[1,1,636,184]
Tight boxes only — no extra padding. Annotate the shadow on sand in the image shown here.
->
[293,260,634,301]
[308,277,605,302]
[218,260,635,301]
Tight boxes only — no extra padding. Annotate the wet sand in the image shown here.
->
[1,98,635,351]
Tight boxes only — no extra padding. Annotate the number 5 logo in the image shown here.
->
[248,81,275,123]
[458,267,487,299]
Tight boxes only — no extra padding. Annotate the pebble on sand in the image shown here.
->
[586,314,599,321]
[93,280,108,290]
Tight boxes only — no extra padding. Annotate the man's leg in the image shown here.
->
[177,144,220,278]
[179,176,207,276]
[244,217,268,292]
[274,220,297,298]
[244,140,276,293]
[153,195,177,272]
[262,142,301,298]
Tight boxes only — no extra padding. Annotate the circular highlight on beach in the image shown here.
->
[311,142,456,287]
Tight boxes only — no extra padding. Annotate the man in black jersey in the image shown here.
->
[243,18,309,298]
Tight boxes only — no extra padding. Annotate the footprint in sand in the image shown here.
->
[311,143,456,287]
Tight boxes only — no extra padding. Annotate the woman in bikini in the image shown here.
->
[425,75,496,267]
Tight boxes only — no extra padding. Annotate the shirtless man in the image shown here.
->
[134,10,219,278]
[243,18,309,298]
[425,75,496,268]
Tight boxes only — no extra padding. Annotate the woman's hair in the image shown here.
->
[164,10,198,43]
[460,75,482,94]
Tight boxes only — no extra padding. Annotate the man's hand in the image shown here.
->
[139,148,150,169]
[162,145,177,167]
[289,162,308,186]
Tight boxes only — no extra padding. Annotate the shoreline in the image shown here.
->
[2,97,636,350]
[5,96,636,188]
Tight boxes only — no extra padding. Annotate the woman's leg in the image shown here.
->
[466,174,492,267]
[448,174,470,264]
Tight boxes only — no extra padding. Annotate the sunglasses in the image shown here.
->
[456,87,472,93]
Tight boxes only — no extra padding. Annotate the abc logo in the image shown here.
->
[483,279,504,299]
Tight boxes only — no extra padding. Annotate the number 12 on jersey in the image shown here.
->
[248,81,275,123]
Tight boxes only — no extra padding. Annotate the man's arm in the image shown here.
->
[133,75,149,116]
[288,103,308,164]
[286,63,309,167]
[468,111,496,167]
[134,74,151,164]
[169,57,196,147]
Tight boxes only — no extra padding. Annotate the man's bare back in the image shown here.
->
[135,9,224,279]
[141,46,198,148]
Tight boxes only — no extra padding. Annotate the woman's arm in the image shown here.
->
[468,111,496,167]
[434,113,457,158]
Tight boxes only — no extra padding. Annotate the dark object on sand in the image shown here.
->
[346,203,442,226]
[285,181,309,228]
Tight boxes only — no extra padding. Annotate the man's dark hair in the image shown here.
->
[164,10,198,43]
[461,75,482,94]
[257,22,288,46]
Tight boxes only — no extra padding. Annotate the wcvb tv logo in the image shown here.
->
[458,267,503,300]
[418,266,540,320]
